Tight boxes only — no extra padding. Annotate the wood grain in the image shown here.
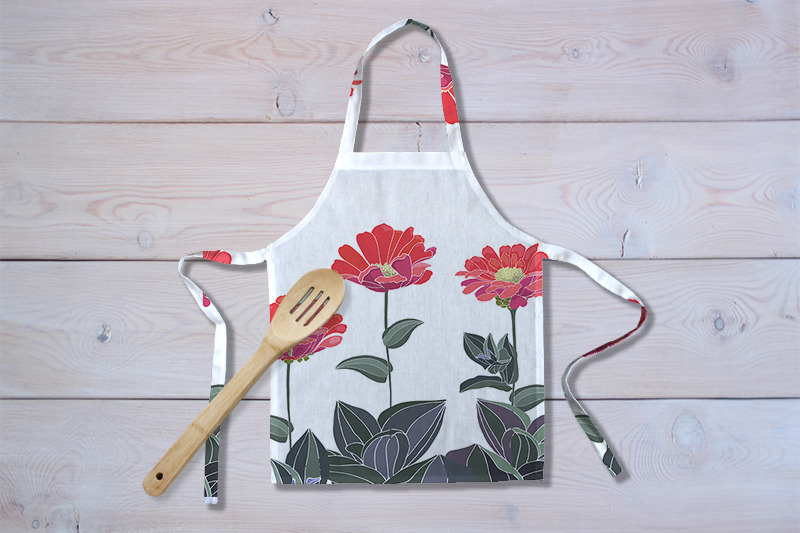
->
[2,121,797,260]
[1,398,797,532]
[2,0,797,122]
[2,259,797,400]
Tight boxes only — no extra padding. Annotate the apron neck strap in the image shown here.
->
[339,19,464,154]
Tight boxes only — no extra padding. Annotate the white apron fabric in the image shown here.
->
[178,19,647,498]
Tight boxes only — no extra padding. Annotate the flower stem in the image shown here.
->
[385,290,393,408]
[286,363,292,448]
[510,308,518,404]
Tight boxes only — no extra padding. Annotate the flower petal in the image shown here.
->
[356,230,381,264]
[414,269,433,285]
[337,244,369,272]
[331,258,362,279]
[317,336,343,350]
[372,223,395,264]
[482,246,501,264]
[391,254,413,281]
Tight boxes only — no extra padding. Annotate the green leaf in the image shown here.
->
[385,456,447,484]
[286,429,330,484]
[463,333,486,361]
[459,375,512,393]
[602,448,622,476]
[327,453,386,484]
[382,318,424,349]
[271,459,302,484]
[269,415,293,443]
[499,335,518,385]
[482,447,523,480]
[510,384,545,412]
[336,355,392,383]
[532,423,546,449]
[576,414,604,443]
[508,427,539,469]
[495,334,513,364]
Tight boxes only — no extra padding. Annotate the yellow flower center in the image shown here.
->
[495,267,523,284]
[375,263,399,277]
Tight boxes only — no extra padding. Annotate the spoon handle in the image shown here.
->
[142,334,285,497]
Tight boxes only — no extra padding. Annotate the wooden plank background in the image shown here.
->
[1,1,798,531]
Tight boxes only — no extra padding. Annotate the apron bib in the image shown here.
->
[179,19,647,499]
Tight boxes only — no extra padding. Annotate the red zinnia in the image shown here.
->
[440,64,458,125]
[456,244,548,309]
[332,224,436,293]
[269,295,347,363]
[203,250,232,264]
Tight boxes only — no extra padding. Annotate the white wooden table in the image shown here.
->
[2,1,798,531]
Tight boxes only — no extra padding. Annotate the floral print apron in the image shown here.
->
[178,19,647,501]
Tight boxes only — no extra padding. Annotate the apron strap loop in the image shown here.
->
[339,19,463,154]
[544,244,648,477]
[178,247,268,502]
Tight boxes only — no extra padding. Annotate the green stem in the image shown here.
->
[385,290,393,408]
[510,307,518,404]
[286,363,292,448]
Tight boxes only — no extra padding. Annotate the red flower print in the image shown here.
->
[331,224,436,293]
[269,296,347,363]
[203,250,232,264]
[440,64,458,124]
[456,244,548,309]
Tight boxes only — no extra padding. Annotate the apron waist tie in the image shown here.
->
[546,244,648,477]
[178,248,268,503]
[561,304,648,476]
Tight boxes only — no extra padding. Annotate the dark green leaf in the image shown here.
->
[477,399,531,454]
[576,414,604,443]
[507,428,539,469]
[378,400,446,465]
[333,401,380,460]
[327,453,386,484]
[466,444,521,482]
[603,448,622,476]
[385,456,437,484]
[385,455,449,484]
[336,356,393,383]
[495,334,513,364]
[270,459,302,484]
[500,335,518,385]
[459,375,512,393]
[382,318,424,349]
[463,332,488,368]
[517,460,544,480]
[345,442,364,459]
[286,429,330,484]
[269,415,293,443]
[483,334,497,363]
[510,384,545,412]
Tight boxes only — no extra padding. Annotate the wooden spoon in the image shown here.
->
[142,268,345,497]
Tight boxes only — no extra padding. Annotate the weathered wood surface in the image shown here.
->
[2,121,798,260]
[2,0,798,123]
[2,2,798,531]
[2,259,797,400]
[1,399,797,532]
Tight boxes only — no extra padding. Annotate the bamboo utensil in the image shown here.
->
[143,268,345,497]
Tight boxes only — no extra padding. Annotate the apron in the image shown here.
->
[178,19,647,500]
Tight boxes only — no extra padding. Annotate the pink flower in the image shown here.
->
[269,295,347,363]
[456,244,548,309]
[332,224,436,293]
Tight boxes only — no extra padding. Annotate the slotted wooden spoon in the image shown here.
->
[142,268,345,497]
